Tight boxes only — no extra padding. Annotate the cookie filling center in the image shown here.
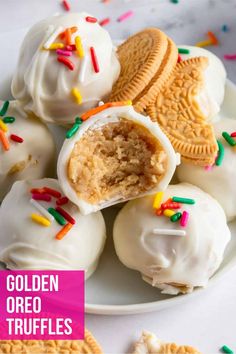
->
[67,119,167,204]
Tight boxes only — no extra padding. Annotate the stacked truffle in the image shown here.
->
[0,12,234,294]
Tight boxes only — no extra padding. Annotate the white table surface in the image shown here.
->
[1,0,236,353]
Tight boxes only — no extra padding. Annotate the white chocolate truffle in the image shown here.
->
[0,100,55,201]
[11,12,120,125]
[57,104,180,215]
[0,179,106,278]
[178,45,226,121]
[113,183,230,295]
[177,118,236,221]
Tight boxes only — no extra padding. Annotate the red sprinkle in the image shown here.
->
[65,44,76,51]
[32,193,52,202]
[62,0,70,11]
[177,54,182,63]
[90,47,100,73]
[57,56,74,70]
[99,18,111,27]
[10,134,24,143]
[86,16,98,23]
[56,197,69,206]
[231,132,236,137]
[31,187,61,199]
[43,187,61,199]
[155,208,163,216]
[56,207,76,225]
[161,202,181,210]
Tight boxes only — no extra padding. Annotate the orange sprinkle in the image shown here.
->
[64,28,72,45]
[60,26,77,39]
[155,208,163,216]
[208,31,219,45]
[81,100,132,121]
[0,130,10,151]
[56,223,73,240]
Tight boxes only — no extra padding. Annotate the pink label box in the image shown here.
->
[0,270,84,340]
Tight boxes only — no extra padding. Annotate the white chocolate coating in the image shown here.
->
[177,118,236,221]
[0,179,106,278]
[113,183,230,295]
[57,105,180,215]
[11,12,120,125]
[0,100,55,201]
[133,331,163,354]
[178,45,226,121]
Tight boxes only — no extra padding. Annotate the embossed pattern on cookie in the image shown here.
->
[0,329,103,354]
[147,57,218,166]
[109,28,178,112]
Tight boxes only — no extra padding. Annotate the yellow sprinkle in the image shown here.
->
[71,87,82,104]
[195,40,212,48]
[48,43,64,50]
[163,209,175,218]
[0,119,8,133]
[75,36,84,58]
[31,213,51,227]
[125,100,132,106]
[153,191,164,209]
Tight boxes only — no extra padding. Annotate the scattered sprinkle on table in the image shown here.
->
[10,134,24,144]
[221,345,234,354]
[222,24,229,32]
[56,223,73,240]
[86,16,98,23]
[62,0,70,11]
[208,31,219,45]
[0,101,9,117]
[57,56,74,70]
[215,140,225,166]
[153,229,186,236]
[117,10,134,22]
[178,48,190,54]
[31,213,51,227]
[99,18,111,26]
[170,0,179,3]
[172,197,195,205]
[222,131,236,147]
[224,54,236,60]
[196,39,212,48]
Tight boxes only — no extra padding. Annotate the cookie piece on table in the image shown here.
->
[133,331,201,354]
[147,57,218,166]
[109,28,178,112]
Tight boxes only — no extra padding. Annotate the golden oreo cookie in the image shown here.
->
[109,28,178,112]
[0,329,103,354]
[147,57,218,166]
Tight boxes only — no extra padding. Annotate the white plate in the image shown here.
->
[0,30,236,316]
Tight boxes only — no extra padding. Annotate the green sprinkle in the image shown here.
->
[3,116,16,124]
[170,0,179,3]
[172,197,195,205]
[215,140,225,166]
[170,212,182,222]
[48,208,66,225]
[0,101,9,117]
[221,345,234,354]
[66,117,82,139]
[178,48,190,54]
[222,132,236,147]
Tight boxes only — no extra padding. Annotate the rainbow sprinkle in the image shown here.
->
[66,117,83,139]
[221,345,234,354]
[31,214,51,227]
[0,130,10,151]
[153,192,164,209]
[153,229,186,237]
[75,36,84,58]
[180,211,189,228]
[215,140,225,166]
[71,88,83,104]
[56,223,73,240]
[62,0,70,11]
[99,18,111,26]
[222,131,236,147]
[117,10,134,22]
[0,119,8,132]
[0,101,9,116]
